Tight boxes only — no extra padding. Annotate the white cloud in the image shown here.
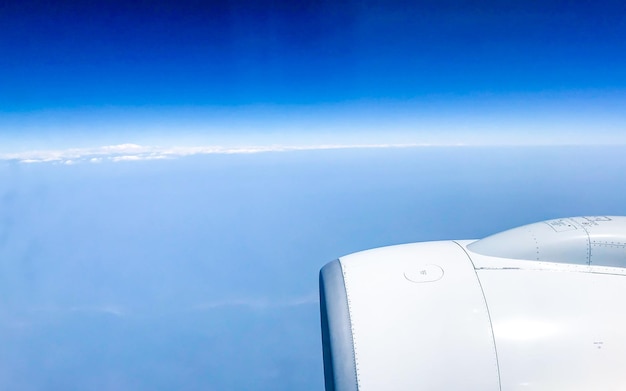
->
[0,143,423,165]
[111,155,142,162]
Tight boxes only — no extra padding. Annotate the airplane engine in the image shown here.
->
[319,216,626,391]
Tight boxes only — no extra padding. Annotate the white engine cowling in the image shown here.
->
[320,216,626,391]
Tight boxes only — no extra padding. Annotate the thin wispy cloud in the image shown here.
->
[191,293,319,311]
[67,305,127,317]
[30,304,128,317]
[0,143,425,165]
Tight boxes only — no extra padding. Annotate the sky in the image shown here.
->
[2,0,626,150]
[2,1,626,390]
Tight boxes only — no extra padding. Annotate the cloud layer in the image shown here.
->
[0,143,424,165]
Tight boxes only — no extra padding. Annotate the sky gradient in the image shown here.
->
[2,0,626,148]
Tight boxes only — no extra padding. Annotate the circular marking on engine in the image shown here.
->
[404,264,444,283]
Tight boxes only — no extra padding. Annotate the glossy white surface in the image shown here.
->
[325,217,626,390]
[467,248,626,277]
[403,264,444,283]
[468,216,626,266]
[339,241,500,391]
[477,269,626,391]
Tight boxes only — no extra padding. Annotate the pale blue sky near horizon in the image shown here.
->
[2,89,626,153]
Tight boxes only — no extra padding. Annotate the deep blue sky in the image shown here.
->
[2,0,626,147]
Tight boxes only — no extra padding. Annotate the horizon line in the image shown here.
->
[1,142,625,165]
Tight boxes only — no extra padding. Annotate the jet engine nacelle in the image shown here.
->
[320,216,626,391]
